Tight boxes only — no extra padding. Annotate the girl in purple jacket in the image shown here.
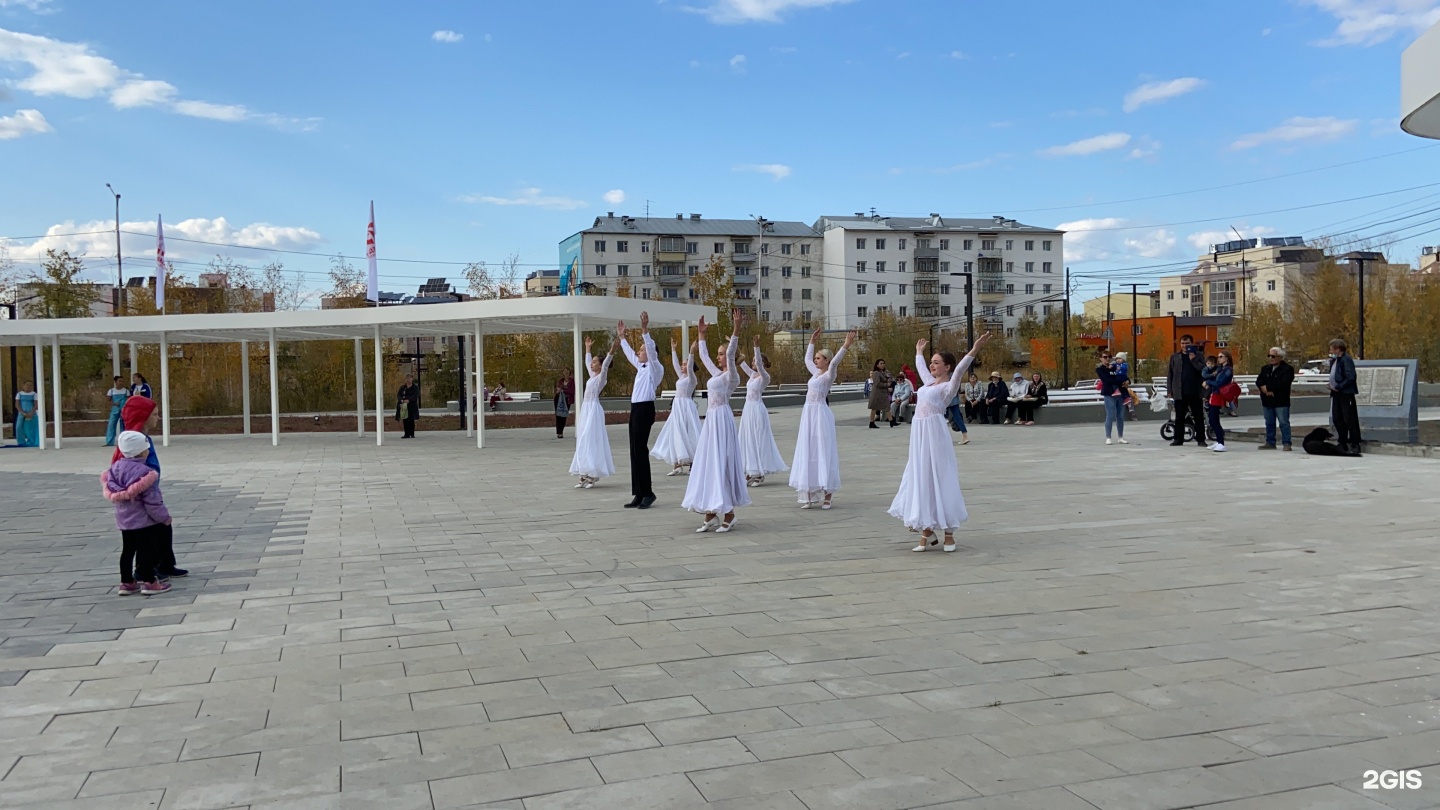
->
[102,431,172,595]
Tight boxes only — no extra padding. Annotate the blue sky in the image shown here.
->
[2,0,1439,304]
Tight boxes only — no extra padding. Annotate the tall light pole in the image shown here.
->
[1340,251,1383,360]
[105,183,122,313]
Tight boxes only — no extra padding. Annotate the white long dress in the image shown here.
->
[651,347,701,467]
[680,336,751,515]
[738,348,788,477]
[888,353,976,532]
[788,343,848,502]
[568,352,616,480]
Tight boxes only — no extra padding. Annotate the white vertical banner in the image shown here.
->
[155,214,166,313]
[366,201,378,304]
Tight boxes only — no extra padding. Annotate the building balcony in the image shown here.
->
[731,252,757,263]
[655,250,688,263]
[977,288,1006,303]
[658,273,687,286]
[976,248,1004,260]
[914,291,940,305]
[733,273,758,286]
[736,299,758,311]
[914,247,940,260]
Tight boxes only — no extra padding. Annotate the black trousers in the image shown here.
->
[628,401,656,498]
[1331,393,1361,448]
[158,521,176,571]
[402,418,415,438]
[1018,402,1035,422]
[963,401,978,422]
[986,401,1003,424]
[120,523,164,583]
[1174,394,1206,445]
[555,414,567,437]
[1005,402,1021,422]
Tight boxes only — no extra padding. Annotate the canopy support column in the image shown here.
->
[373,325,384,446]
[111,340,120,379]
[159,332,170,447]
[354,337,365,436]
[50,335,62,449]
[34,338,46,451]
[474,320,484,449]
[240,340,251,435]
[268,328,279,446]
[128,343,137,382]
[572,315,583,428]
[681,320,689,355]
[469,324,479,439]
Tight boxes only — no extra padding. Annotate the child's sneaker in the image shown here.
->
[117,582,141,596]
[140,580,171,595]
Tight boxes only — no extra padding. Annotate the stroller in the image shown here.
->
[1154,395,1200,444]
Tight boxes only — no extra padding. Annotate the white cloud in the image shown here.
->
[1122,77,1206,112]
[1040,132,1131,157]
[1301,0,1440,45]
[0,0,55,11]
[689,59,701,68]
[730,53,747,72]
[691,0,855,24]
[484,33,493,42]
[734,163,792,181]
[770,45,798,53]
[895,51,911,60]
[1126,136,1162,160]
[457,188,588,211]
[1230,116,1358,149]
[0,107,50,139]
[1050,107,1107,119]
[432,30,463,43]
[1057,218,1179,262]
[1186,226,1277,252]
[950,50,966,59]
[0,26,312,130]
[603,189,626,205]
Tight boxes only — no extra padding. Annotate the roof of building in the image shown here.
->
[815,214,1063,234]
[584,214,820,238]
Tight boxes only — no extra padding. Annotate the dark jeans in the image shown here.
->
[1174,394,1206,445]
[120,523,164,583]
[402,418,416,438]
[985,401,1002,424]
[1263,405,1292,446]
[964,400,979,422]
[1331,393,1361,449]
[1207,402,1225,445]
[1005,402,1020,422]
[628,401,656,499]
[1018,402,1038,422]
[555,414,567,437]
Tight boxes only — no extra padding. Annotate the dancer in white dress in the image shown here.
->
[651,340,701,476]
[680,311,750,533]
[888,333,993,552]
[788,327,856,509]
[568,337,617,488]
[738,336,787,486]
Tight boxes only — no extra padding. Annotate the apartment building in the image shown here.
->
[561,213,826,326]
[1082,291,1160,322]
[1157,237,1326,317]
[813,214,1065,335]
[1421,245,1439,275]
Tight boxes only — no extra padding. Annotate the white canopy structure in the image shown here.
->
[1403,21,1440,139]
[0,296,714,450]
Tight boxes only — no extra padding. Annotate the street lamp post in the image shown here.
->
[1340,251,1383,360]
[105,183,122,313]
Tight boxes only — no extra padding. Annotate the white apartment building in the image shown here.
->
[814,214,1065,336]
[564,213,826,326]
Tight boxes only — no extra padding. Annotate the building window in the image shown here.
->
[898,306,907,316]
[713,242,725,254]
[761,266,770,277]
[1043,284,1052,294]
[800,244,811,255]
[762,288,771,299]
[876,261,886,272]
[688,265,698,275]
[898,261,907,273]
[781,288,792,301]
[783,310,793,322]
[963,261,973,273]
[940,284,951,295]
[940,261,950,273]
[1025,305,1035,315]
[856,238,867,249]
[1025,240,1035,251]
[1006,328,1016,338]
[1006,261,1014,273]
[616,241,629,253]
[641,287,651,299]
[857,261,867,273]
[941,306,952,316]
[801,288,811,299]
[940,239,951,250]
[1025,261,1034,273]
[781,266,792,278]
[781,243,792,255]
[1043,240,1053,251]
[1043,304,1053,315]
[1209,279,1236,315]
[857,306,868,319]
[982,239,996,251]
[733,242,751,254]
[688,288,698,299]
[641,242,650,253]
[898,284,907,295]
[642,264,651,277]
[1006,284,1014,294]
[856,283,867,295]
[594,264,607,276]
[1166,290,1174,300]
[877,283,887,295]
[1005,239,1014,250]
[760,243,769,254]
[1043,262,1053,273]
[1182,289,1189,299]
[662,288,678,299]
[983,305,997,316]
[916,238,931,248]
[659,237,682,252]
[594,240,607,253]
[686,241,698,254]
[802,310,813,325]
[802,266,812,278]
[736,288,753,299]
[1267,279,1276,291]
[898,238,908,250]
[875,238,886,249]
[617,265,631,276]
[1025,284,1035,294]
[762,310,771,321]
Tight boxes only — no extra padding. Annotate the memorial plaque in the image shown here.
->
[1369,366,1406,407]
[1354,359,1419,444]
[1355,367,1376,403]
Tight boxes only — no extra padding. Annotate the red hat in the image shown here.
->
[111,396,156,464]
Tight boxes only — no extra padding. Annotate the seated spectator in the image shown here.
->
[488,381,510,411]
[1018,372,1048,425]
[1005,373,1028,424]
[984,372,1008,425]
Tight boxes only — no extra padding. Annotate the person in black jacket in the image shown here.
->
[1327,338,1362,455]
[1017,372,1048,425]
[395,375,420,438]
[983,371,1008,425]
[1165,334,1208,447]
[1256,347,1296,450]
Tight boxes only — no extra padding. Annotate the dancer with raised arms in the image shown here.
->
[890,333,993,552]
[738,335,787,487]
[681,310,750,533]
[789,326,856,509]
[652,339,701,477]
[569,336,616,489]
[618,311,664,509]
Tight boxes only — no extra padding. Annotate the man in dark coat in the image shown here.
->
[1327,338,1362,455]
[1166,334,1207,447]
[1256,347,1296,450]
[396,375,420,438]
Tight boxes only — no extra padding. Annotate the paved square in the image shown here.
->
[3,402,1439,809]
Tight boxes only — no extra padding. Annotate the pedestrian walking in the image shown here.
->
[1256,347,1295,451]
[789,326,856,509]
[867,359,893,429]
[569,338,616,488]
[1097,351,1129,444]
[618,311,664,509]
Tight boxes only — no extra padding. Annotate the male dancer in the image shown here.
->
[618,312,664,509]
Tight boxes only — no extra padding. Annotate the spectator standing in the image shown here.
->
[867,359,893,429]
[1018,372,1048,425]
[1166,335,1208,447]
[1327,338,1362,455]
[1256,347,1295,451]
[103,376,129,447]
[396,375,420,438]
[130,373,153,400]
[1097,351,1128,444]
[14,381,39,447]
[983,372,1007,425]
[553,369,576,439]
[1203,350,1235,452]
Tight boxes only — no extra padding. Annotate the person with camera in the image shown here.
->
[1166,335,1208,447]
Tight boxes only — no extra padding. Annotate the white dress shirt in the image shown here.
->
[621,331,664,404]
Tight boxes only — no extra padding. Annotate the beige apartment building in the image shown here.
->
[1082,290,1160,322]
[1157,237,1325,317]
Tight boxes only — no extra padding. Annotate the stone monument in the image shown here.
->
[1354,359,1419,444]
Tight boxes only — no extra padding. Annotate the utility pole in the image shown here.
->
[1123,283,1146,376]
[457,335,467,430]
[1357,258,1366,360]
[1062,266,1071,389]
[1105,281,1113,353]
[944,270,974,347]
[105,184,122,314]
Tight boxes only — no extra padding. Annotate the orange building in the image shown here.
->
[1029,314,1240,383]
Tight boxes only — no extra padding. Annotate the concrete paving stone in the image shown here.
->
[1198,784,1399,809]
[917,786,1112,809]
[342,747,509,791]
[339,700,491,741]
[691,682,834,714]
[740,720,899,761]
[590,737,757,782]
[1064,765,1258,809]
[418,714,573,754]
[611,671,751,702]
[480,686,624,722]
[254,732,420,777]
[501,725,660,767]
[0,789,166,810]
[1086,733,1258,773]
[428,759,601,809]
[562,695,708,732]
[647,707,800,745]
[7,737,185,781]
[0,772,89,804]
[688,752,863,802]
[792,773,980,810]
[246,781,436,810]
[77,752,260,798]
[408,678,547,711]
[947,748,1124,796]
[520,773,706,810]
[779,693,931,726]
[835,736,1003,779]
[733,660,870,687]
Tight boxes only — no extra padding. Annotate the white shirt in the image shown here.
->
[621,331,664,404]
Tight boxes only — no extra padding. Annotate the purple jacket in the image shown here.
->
[102,457,170,530]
